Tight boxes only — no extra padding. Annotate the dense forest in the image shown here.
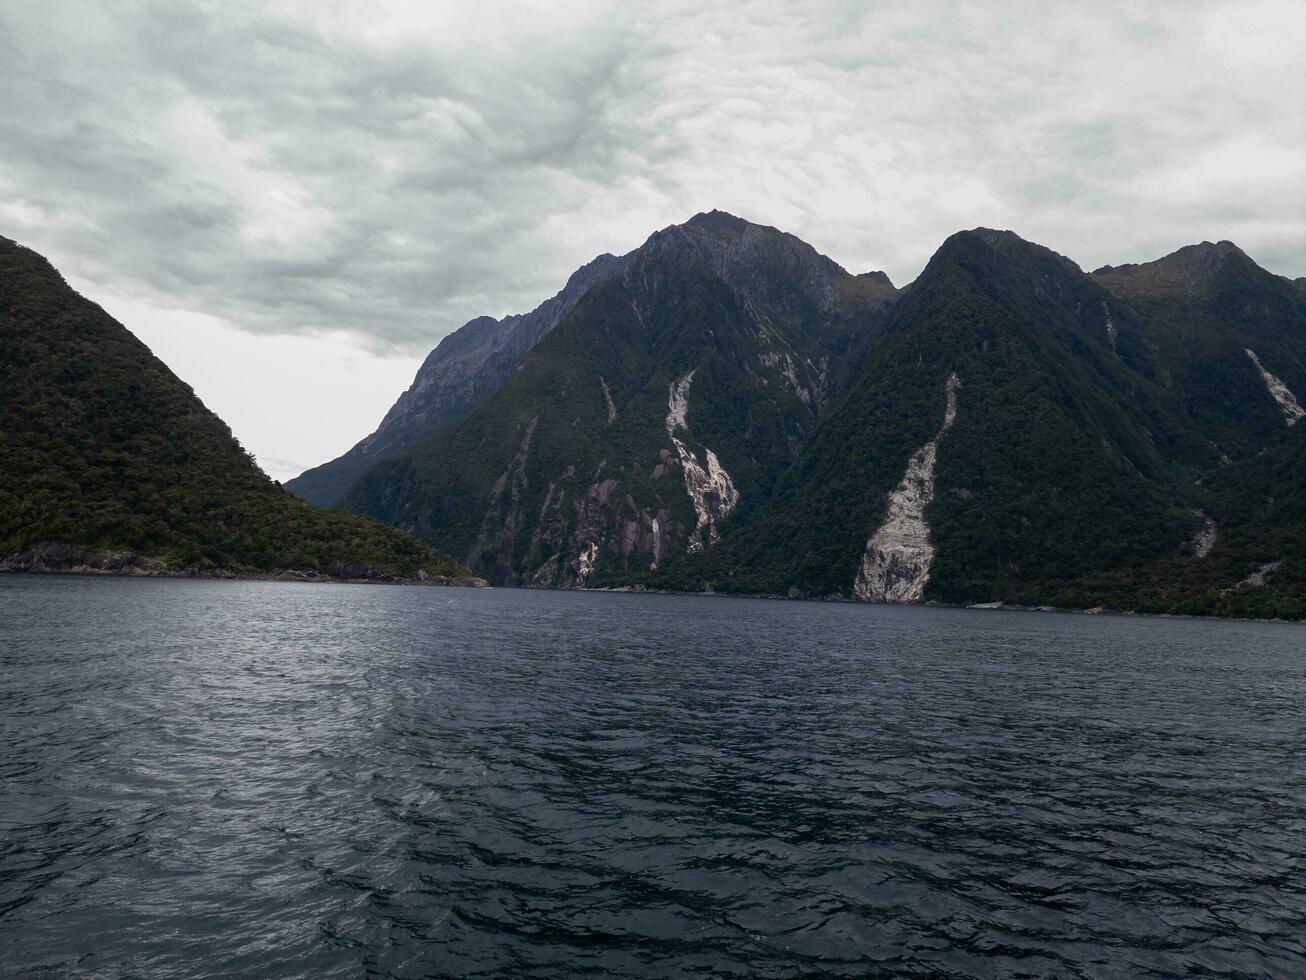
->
[0,236,470,582]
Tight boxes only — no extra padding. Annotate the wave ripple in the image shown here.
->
[2,577,1305,977]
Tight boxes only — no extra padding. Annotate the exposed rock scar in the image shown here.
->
[853,373,960,603]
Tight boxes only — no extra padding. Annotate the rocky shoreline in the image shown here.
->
[0,542,488,588]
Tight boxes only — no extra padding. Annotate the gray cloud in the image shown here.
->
[2,0,1303,357]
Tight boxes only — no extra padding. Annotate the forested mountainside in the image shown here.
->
[286,251,630,506]
[682,230,1214,600]
[1091,240,1306,462]
[334,214,1306,617]
[681,230,1306,617]
[0,236,472,583]
[341,211,898,586]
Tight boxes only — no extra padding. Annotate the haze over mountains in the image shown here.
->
[286,212,1306,618]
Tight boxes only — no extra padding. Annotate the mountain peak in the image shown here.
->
[1,236,470,581]
[683,210,751,234]
[965,227,1026,246]
[856,270,895,288]
[631,211,852,312]
[1092,239,1267,300]
[920,227,1084,287]
[962,228,1081,268]
[1154,239,1249,273]
[936,226,1038,256]
[0,234,62,281]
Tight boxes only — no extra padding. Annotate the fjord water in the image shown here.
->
[2,578,1304,978]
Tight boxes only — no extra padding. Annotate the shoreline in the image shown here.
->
[0,543,487,589]
[0,566,489,588]
[4,556,1297,623]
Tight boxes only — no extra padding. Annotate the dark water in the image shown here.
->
[2,577,1305,978]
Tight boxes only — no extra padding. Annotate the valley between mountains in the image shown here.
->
[4,212,1304,617]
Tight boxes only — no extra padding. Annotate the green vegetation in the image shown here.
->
[343,213,893,587]
[16,208,1294,617]
[286,252,631,508]
[685,232,1306,617]
[667,231,1206,599]
[1093,241,1306,462]
[0,237,468,580]
[343,219,1306,619]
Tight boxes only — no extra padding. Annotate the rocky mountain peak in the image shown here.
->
[633,212,851,320]
[856,270,895,288]
[683,209,751,236]
[1091,240,1264,300]
[966,227,1084,272]
[286,248,633,506]
[967,227,1026,248]
[1149,240,1250,275]
[914,227,1088,301]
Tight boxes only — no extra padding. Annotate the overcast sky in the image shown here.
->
[3,1,1304,479]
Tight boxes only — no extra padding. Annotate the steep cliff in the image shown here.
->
[674,228,1306,616]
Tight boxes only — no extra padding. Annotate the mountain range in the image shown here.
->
[289,212,1305,618]
[4,212,1302,617]
[0,235,475,584]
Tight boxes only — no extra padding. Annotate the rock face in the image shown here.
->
[286,252,631,506]
[1190,511,1218,559]
[854,374,959,602]
[1233,560,1283,589]
[665,371,739,551]
[1,542,169,576]
[1245,349,1305,425]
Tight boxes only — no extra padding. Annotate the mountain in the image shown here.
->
[285,251,631,506]
[338,216,1306,617]
[1092,241,1306,461]
[678,229,1218,602]
[0,236,474,583]
[684,230,1306,616]
[341,211,898,586]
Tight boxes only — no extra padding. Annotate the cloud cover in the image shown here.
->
[3,0,1305,354]
[3,0,1304,354]
[2,1,1304,478]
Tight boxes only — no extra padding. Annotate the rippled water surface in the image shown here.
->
[2,576,1305,977]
